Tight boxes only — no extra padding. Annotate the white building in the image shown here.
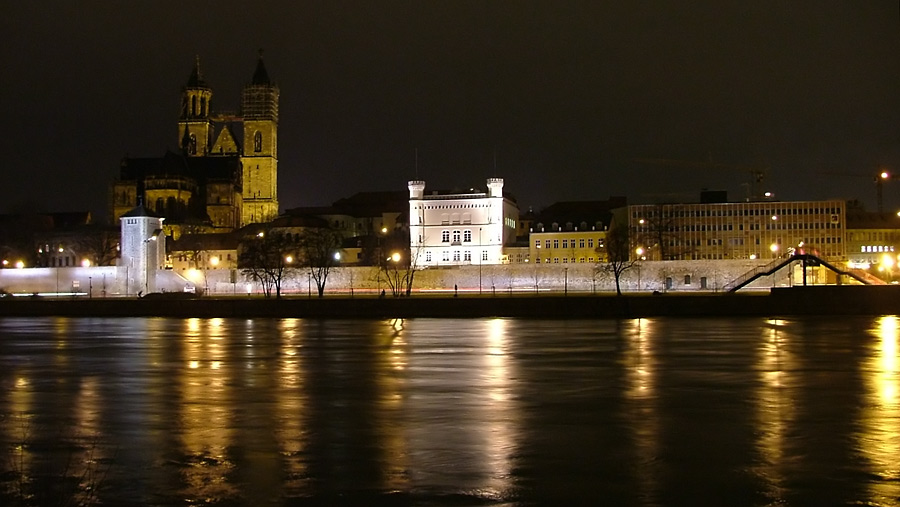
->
[119,204,166,295]
[408,178,519,267]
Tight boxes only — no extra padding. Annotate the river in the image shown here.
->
[0,316,897,506]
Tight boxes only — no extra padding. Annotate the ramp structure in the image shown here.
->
[724,253,873,292]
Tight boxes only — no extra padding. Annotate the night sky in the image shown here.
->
[2,1,898,221]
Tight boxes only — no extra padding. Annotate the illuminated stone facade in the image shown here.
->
[408,179,519,267]
[110,54,279,234]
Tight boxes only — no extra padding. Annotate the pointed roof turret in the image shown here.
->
[251,49,271,85]
[186,55,210,89]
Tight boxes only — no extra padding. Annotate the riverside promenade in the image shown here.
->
[2,285,900,319]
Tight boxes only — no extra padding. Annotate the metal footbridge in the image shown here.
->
[723,253,877,292]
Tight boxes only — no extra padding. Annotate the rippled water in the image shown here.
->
[0,316,898,506]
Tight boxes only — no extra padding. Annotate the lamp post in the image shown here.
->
[88,276,92,299]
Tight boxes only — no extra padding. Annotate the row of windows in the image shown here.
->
[534,257,596,264]
[634,221,840,233]
[441,230,474,243]
[632,206,842,218]
[536,238,598,249]
[424,250,489,262]
[416,203,491,209]
[860,245,896,253]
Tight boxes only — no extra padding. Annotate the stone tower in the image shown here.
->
[240,52,280,226]
[177,56,213,156]
[118,203,165,295]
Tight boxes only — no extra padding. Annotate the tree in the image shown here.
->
[376,239,421,297]
[75,226,120,266]
[298,227,343,297]
[596,225,638,296]
[239,229,296,298]
[633,204,694,260]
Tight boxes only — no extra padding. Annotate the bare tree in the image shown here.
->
[633,204,694,260]
[75,226,120,266]
[298,227,343,297]
[597,225,638,296]
[239,229,296,298]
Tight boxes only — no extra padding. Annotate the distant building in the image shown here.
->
[628,198,846,261]
[408,179,519,267]
[109,54,279,236]
[845,207,900,269]
[525,197,626,265]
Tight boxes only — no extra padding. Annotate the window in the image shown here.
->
[579,239,585,248]
[482,251,488,261]
[545,240,550,248]
[452,230,461,243]
[442,251,450,262]
[464,230,472,242]
[588,239,594,248]
[562,240,568,248]
[684,275,692,285]
[464,251,471,261]
[553,257,560,263]
[442,230,450,242]
[254,131,262,152]
[453,250,460,261]
[425,251,432,262]
[553,239,559,248]
[535,240,541,248]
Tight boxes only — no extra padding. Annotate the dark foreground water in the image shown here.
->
[0,316,897,506]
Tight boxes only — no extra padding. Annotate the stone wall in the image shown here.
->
[199,259,836,295]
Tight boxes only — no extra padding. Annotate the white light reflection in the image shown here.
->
[858,316,900,504]
[753,318,795,503]
[480,318,517,496]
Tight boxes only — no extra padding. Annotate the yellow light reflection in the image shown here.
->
[753,318,796,503]
[858,317,900,504]
[622,318,659,501]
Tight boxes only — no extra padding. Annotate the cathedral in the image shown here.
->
[109,53,280,237]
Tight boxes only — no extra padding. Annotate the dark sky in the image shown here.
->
[2,1,898,220]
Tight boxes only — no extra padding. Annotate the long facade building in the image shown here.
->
[628,199,846,261]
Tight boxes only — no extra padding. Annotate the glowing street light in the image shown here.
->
[81,259,91,267]
[390,252,401,263]
[15,260,25,269]
[284,255,293,264]
[210,256,219,267]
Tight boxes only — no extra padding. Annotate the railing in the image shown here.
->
[723,255,792,292]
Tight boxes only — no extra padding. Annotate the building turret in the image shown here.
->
[487,178,504,197]
[118,203,165,295]
[178,56,213,156]
[240,50,280,225]
[408,180,426,199]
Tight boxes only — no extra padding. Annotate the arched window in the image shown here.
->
[254,131,262,152]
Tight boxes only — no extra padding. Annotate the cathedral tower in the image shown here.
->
[240,52,280,225]
[178,57,213,156]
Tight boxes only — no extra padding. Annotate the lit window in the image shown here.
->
[535,240,541,248]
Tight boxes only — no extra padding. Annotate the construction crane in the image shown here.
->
[632,158,770,202]
[821,169,896,213]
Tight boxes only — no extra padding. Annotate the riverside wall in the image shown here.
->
[2,286,900,319]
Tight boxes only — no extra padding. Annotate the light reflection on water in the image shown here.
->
[0,316,899,506]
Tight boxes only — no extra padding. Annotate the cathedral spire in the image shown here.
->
[251,49,271,85]
[186,55,208,88]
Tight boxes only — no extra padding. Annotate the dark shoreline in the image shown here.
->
[2,285,899,319]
